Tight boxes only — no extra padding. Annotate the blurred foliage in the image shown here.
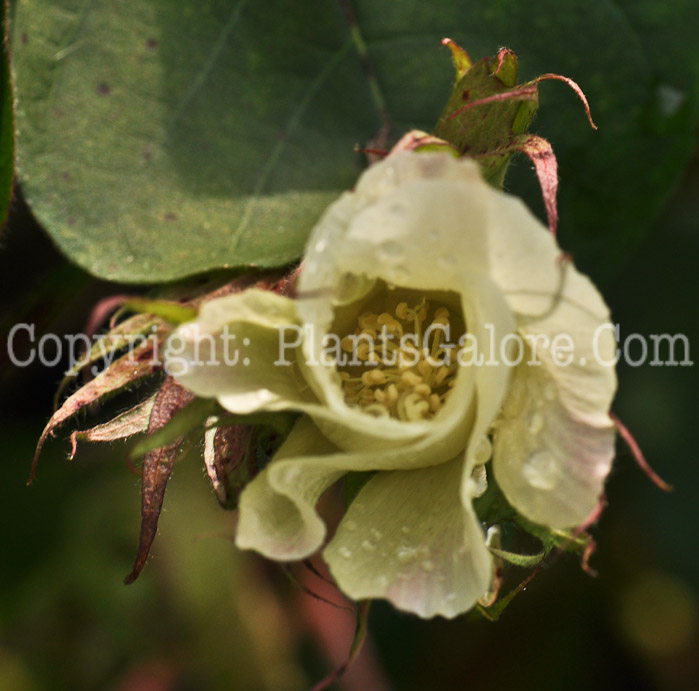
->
[7,0,699,281]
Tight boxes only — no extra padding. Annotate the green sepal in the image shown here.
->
[123,298,198,325]
[433,46,538,186]
[488,546,546,568]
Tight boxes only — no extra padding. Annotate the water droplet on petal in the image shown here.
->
[446,593,457,602]
[362,539,377,552]
[370,528,383,541]
[421,560,435,572]
[397,546,418,564]
[528,412,545,435]
[339,547,352,559]
[523,449,559,490]
[345,520,357,532]
[401,526,411,534]
[314,239,327,253]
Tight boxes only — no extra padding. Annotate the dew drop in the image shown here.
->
[397,546,418,564]
[314,239,327,253]
[401,525,411,535]
[446,593,457,602]
[370,528,383,541]
[523,449,559,490]
[345,520,357,532]
[528,412,545,435]
[361,540,377,552]
[339,547,352,559]
[421,559,435,572]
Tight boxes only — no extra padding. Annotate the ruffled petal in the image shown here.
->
[237,407,500,562]
[437,157,617,528]
[493,358,615,527]
[489,225,617,527]
[485,188,617,420]
[165,290,314,414]
[324,456,492,619]
[235,417,338,559]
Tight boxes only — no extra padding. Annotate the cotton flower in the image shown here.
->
[166,151,617,618]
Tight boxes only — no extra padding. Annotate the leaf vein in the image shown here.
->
[229,37,353,253]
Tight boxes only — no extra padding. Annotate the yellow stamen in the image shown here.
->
[337,292,463,421]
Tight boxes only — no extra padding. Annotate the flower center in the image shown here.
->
[336,292,463,421]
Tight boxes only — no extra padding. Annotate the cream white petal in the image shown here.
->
[493,357,615,528]
[324,456,492,619]
[236,405,496,562]
[483,192,616,527]
[165,290,315,414]
[485,189,617,420]
[295,154,512,454]
[456,272,515,510]
[235,417,338,560]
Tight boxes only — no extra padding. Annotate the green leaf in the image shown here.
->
[10,0,698,282]
[10,0,375,282]
[0,2,14,227]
